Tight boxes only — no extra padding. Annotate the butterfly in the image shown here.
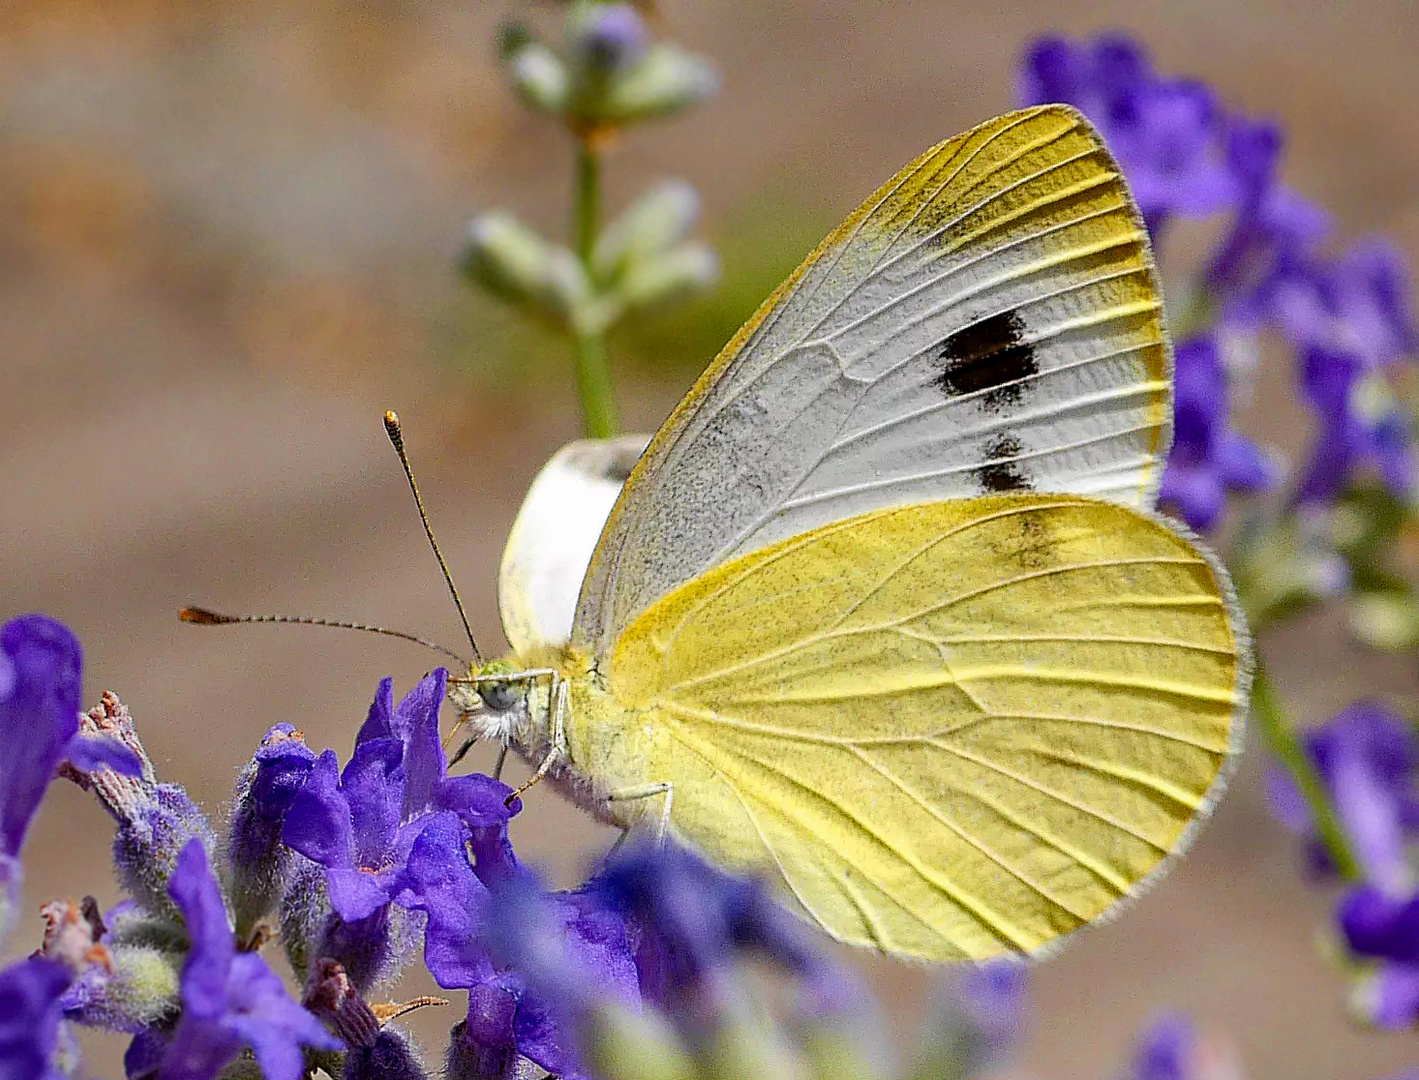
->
[454,104,1251,963]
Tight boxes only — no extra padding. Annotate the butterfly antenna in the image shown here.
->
[383,410,484,666]
[178,606,468,665]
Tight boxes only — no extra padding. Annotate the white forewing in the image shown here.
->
[499,435,648,655]
[574,106,1173,659]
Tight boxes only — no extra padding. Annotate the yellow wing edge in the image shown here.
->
[1024,502,1252,963]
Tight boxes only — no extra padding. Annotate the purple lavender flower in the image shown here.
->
[283,673,453,923]
[1269,702,1419,1027]
[1274,241,1419,503]
[0,957,72,1080]
[1018,34,1419,525]
[281,671,516,991]
[590,841,860,1024]
[0,616,139,940]
[152,840,337,1080]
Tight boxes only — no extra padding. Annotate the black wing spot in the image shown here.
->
[976,434,1031,493]
[934,311,1038,411]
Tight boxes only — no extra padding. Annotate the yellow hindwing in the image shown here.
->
[606,494,1248,962]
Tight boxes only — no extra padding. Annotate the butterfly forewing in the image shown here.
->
[574,105,1171,658]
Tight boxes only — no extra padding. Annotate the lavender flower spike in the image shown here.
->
[0,615,139,943]
[155,840,338,1080]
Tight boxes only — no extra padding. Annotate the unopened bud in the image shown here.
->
[61,937,181,1033]
[227,723,316,939]
[597,44,717,125]
[617,242,719,312]
[464,212,592,331]
[508,42,570,115]
[569,3,649,74]
[593,181,702,284]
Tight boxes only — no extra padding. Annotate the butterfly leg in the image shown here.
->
[505,674,568,807]
[605,782,675,844]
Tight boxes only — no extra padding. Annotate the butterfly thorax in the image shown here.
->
[450,645,657,830]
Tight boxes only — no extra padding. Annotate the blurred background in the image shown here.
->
[4,2,1418,1077]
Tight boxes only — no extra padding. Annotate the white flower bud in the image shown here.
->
[593,181,702,284]
[509,42,569,115]
[617,242,720,312]
[598,44,718,124]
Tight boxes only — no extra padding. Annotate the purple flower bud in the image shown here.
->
[1338,886,1419,964]
[446,1015,519,1080]
[346,1030,428,1080]
[1125,1013,1196,1080]
[312,903,423,995]
[227,724,316,938]
[56,898,185,1036]
[112,784,218,929]
[571,4,648,73]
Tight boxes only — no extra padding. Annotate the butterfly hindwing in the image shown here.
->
[575,105,1171,658]
[607,495,1247,961]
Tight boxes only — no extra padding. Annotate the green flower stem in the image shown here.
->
[571,136,619,438]
[1251,665,1362,881]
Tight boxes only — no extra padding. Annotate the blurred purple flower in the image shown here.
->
[0,616,139,939]
[403,811,637,1080]
[153,840,337,1080]
[0,957,73,1080]
[1019,34,1419,521]
[1019,35,1236,236]
[955,959,1028,1064]
[588,842,862,1031]
[1160,335,1279,530]
[1277,241,1419,502]
[1124,1014,1197,1080]
[1270,702,1419,1028]
[1270,701,1419,891]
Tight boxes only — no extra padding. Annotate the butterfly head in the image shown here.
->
[448,657,532,744]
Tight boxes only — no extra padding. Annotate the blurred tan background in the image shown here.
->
[4,2,1419,1078]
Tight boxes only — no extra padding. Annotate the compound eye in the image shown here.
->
[477,680,520,712]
